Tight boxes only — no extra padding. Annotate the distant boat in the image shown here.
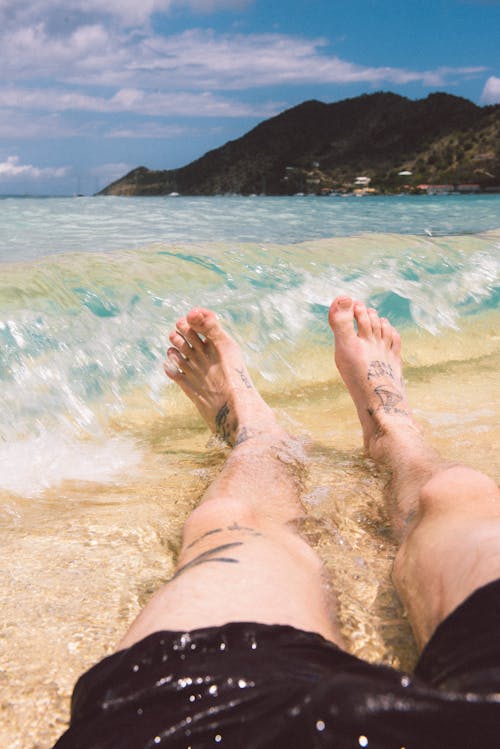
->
[168,192,180,197]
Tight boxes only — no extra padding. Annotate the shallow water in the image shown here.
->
[0,196,499,747]
[2,193,500,261]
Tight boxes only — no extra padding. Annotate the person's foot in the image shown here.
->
[328,296,418,460]
[164,308,280,447]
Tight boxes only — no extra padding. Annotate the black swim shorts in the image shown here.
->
[54,579,500,748]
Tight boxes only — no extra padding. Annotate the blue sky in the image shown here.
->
[0,0,498,195]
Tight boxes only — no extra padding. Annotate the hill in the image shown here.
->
[99,92,500,196]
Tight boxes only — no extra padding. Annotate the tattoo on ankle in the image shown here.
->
[215,403,249,446]
[172,542,243,579]
[215,402,230,432]
[235,367,253,389]
[186,522,263,551]
[367,360,395,380]
[373,385,408,414]
[234,427,251,446]
[215,402,235,443]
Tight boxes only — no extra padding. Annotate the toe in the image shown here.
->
[169,330,192,359]
[367,308,381,340]
[176,318,204,351]
[391,328,402,356]
[328,296,358,340]
[353,302,372,338]
[164,348,185,379]
[380,317,393,345]
[186,308,229,345]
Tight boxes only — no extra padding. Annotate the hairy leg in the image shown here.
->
[329,296,500,649]
[118,308,342,650]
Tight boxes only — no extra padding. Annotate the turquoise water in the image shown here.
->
[1,194,500,261]
[0,194,499,495]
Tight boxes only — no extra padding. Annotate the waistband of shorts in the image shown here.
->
[70,621,355,723]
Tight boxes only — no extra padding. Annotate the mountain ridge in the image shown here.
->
[99,92,500,196]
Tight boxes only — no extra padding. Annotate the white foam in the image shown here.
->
[0,431,141,497]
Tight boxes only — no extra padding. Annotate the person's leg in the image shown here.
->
[329,295,500,650]
[118,307,342,651]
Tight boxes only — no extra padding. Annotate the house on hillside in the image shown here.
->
[426,184,455,195]
[354,176,371,187]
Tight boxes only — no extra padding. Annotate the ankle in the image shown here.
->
[367,418,422,463]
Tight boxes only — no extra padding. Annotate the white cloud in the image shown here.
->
[0,85,280,118]
[0,0,252,30]
[0,155,69,179]
[105,88,279,116]
[61,27,486,91]
[480,76,500,103]
[105,123,196,138]
[0,22,128,82]
[0,25,487,104]
[182,0,250,9]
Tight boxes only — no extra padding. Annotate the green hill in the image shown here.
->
[99,92,500,196]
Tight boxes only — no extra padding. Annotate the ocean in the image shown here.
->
[1,194,499,747]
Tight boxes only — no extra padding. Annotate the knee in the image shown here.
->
[183,496,261,541]
[419,465,500,516]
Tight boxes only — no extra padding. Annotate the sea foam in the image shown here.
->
[0,430,141,497]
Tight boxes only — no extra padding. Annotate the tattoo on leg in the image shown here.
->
[367,360,395,380]
[172,542,243,579]
[185,527,223,551]
[227,521,263,537]
[186,523,263,551]
[235,367,253,389]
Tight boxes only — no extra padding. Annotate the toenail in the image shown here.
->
[164,359,180,376]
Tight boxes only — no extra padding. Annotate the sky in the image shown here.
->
[0,0,499,195]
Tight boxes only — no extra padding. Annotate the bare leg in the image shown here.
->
[118,308,342,650]
[329,295,500,650]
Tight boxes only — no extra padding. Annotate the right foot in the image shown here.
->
[164,308,282,447]
[328,296,418,459]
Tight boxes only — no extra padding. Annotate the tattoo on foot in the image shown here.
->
[235,368,253,389]
[373,385,408,414]
[172,542,243,579]
[367,360,395,381]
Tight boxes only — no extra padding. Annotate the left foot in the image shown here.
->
[164,308,281,446]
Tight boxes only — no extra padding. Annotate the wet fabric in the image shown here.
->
[54,579,500,748]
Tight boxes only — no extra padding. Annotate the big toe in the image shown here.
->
[328,296,358,342]
[186,307,228,344]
